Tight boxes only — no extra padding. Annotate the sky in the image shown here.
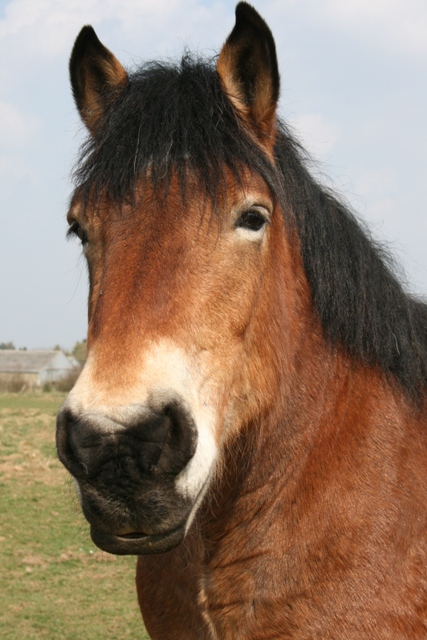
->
[0,0,426,351]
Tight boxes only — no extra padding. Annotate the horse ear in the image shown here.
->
[70,26,128,134]
[217,2,280,142]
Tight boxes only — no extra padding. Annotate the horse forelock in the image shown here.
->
[73,55,282,214]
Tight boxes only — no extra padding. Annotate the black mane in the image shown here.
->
[275,132,427,396]
[74,55,427,397]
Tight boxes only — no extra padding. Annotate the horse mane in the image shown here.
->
[74,54,427,397]
[274,131,427,397]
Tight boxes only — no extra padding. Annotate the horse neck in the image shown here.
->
[195,244,352,538]
[197,281,414,553]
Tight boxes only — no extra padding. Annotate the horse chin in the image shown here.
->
[90,523,186,555]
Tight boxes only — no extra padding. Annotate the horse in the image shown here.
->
[56,3,427,638]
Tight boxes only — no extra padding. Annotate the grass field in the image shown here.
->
[0,393,150,639]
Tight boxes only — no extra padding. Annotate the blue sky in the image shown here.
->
[0,0,426,350]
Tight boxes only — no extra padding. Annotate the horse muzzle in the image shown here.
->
[56,399,198,554]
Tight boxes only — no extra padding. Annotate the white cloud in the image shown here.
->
[340,167,400,225]
[353,167,398,201]
[266,0,427,57]
[286,112,341,160]
[323,0,427,55]
[0,0,212,58]
[0,0,129,56]
[0,101,40,148]
[0,154,41,188]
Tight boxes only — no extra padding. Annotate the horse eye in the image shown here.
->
[67,221,88,245]
[236,210,268,232]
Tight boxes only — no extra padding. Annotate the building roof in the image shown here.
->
[0,350,68,374]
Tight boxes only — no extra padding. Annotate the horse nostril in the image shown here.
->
[153,401,197,474]
[56,400,198,481]
[56,407,91,478]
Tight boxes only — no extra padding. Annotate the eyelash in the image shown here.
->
[235,209,269,232]
[67,221,88,245]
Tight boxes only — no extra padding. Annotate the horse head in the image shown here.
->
[56,3,303,556]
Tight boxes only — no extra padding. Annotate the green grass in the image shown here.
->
[0,393,150,639]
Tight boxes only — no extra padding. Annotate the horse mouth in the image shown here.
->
[90,523,186,555]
